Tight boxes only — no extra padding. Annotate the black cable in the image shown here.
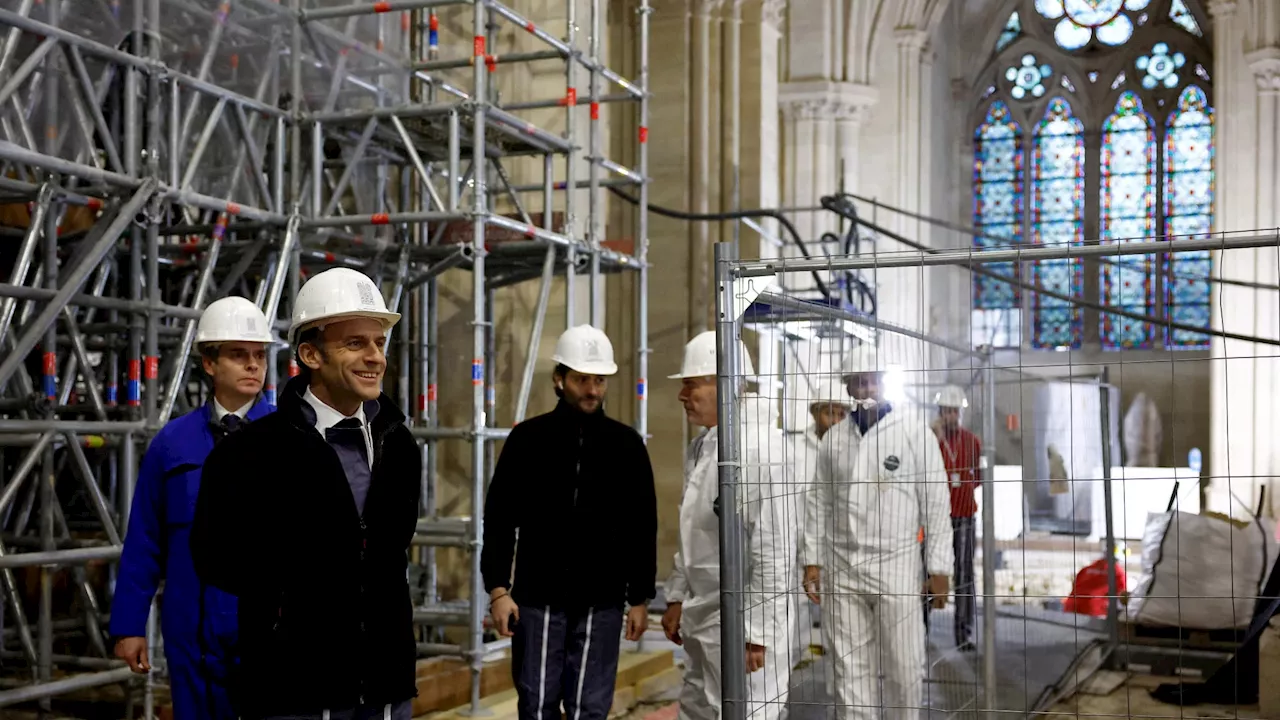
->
[820,193,1280,348]
[607,186,831,300]
[836,190,1280,293]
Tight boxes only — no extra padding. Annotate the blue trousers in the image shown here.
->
[167,650,236,720]
[511,604,624,720]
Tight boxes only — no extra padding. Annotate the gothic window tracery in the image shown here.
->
[971,0,1213,350]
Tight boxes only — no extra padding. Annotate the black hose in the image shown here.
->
[819,193,1280,348]
[606,187,831,300]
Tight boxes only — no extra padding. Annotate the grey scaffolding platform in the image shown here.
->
[0,0,651,714]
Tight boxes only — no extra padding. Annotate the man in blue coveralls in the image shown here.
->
[110,295,275,720]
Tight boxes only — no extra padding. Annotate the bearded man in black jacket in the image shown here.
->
[481,324,658,720]
[191,268,420,720]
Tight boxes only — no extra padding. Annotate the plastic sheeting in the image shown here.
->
[1126,510,1278,629]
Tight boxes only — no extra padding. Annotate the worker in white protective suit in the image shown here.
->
[662,330,795,720]
[792,379,852,663]
[799,344,954,720]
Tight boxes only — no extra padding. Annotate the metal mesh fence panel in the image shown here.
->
[714,230,1280,720]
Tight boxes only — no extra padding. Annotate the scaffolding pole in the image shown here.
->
[0,0,649,713]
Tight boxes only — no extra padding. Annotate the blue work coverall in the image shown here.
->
[111,400,274,720]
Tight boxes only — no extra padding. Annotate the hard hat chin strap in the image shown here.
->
[851,397,878,409]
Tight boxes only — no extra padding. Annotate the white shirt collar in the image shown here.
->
[302,386,366,435]
[212,398,254,422]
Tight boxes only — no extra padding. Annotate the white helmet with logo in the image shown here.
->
[552,325,618,376]
[669,329,754,380]
[809,378,850,409]
[934,384,969,409]
[196,296,273,347]
[289,268,401,345]
[840,343,885,377]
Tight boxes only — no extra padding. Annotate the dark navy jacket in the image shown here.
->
[190,376,421,719]
[110,399,274,678]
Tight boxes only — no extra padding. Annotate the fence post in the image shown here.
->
[715,242,747,720]
[1099,370,1121,666]
[980,345,998,719]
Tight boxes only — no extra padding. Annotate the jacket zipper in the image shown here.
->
[573,426,583,508]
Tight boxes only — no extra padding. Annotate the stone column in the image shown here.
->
[689,0,722,334]
[779,80,877,297]
[1207,0,1255,516]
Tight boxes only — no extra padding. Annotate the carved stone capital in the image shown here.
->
[894,27,930,53]
[1249,48,1280,94]
[780,81,879,124]
[693,0,725,17]
[762,0,786,31]
[1207,0,1237,18]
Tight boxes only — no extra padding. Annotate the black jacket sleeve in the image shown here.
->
[191,434,259,597]
[626,430,658,607]
[390,427,423,555]
[480,426,522,594]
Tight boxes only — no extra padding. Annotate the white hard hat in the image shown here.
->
[668,330,755,380]
[934,384,969,409]
[809,378,850,408]
[840,343,885,377]
[551,325,618,376]
[289,268,401,345]
[196,296,273,346]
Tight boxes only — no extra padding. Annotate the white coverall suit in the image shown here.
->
[667,395,797,720]
[799,406,953,720]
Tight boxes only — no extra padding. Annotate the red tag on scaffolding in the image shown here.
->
[565,88,577,106]
[638,126,648,143]
[373,1,391,12]
[128,359,141,381]
[473,36,485,57]
[427,383,437,402]
[42,352,56,377]
[289,360,300,378]
[418,394,426,412]
[145,356,159,380]
[590,102,599,120]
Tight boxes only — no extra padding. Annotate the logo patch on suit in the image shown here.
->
[884,455,901,472]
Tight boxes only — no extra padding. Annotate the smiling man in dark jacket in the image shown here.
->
[191,268,420,720]
[482,324,658,720]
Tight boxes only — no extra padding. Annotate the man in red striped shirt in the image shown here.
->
[931,385,982,651]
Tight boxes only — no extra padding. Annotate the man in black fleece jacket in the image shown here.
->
[481,325,658,720]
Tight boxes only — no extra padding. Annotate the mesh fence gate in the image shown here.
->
[712,231,1280,720]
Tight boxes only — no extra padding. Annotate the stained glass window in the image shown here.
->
[975,0,1214,351]
[1170,0,1203,36]
[1031,98,1085,349]
[1007,55,1053,99]
[1137,43,1186,89]
[972,101,1024,347]
[1164,86,1214,349]
[997,12,1022,52]
[1100,92,1157,349]
[1036,0,1149,49]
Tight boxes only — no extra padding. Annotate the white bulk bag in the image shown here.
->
[1126,510,1277,630]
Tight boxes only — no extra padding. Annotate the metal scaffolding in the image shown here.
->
[0,0,650,714]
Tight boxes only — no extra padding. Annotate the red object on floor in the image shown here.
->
[1063,558,1128,617]
[642,703,679,720]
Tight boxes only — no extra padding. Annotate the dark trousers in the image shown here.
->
[258,699,413,720]
[952,515,977,645]
[512,604,623,720]
[922,516,977,645]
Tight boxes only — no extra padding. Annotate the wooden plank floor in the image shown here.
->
[418,650,674,720]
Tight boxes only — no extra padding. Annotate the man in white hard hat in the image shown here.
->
[929,385,982,651]
[192,268,420,720]
[792,379,852,665]
[112,296,274,720]
[482,324,657,720]
[800,343,953,720]
[662,330,794,720]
